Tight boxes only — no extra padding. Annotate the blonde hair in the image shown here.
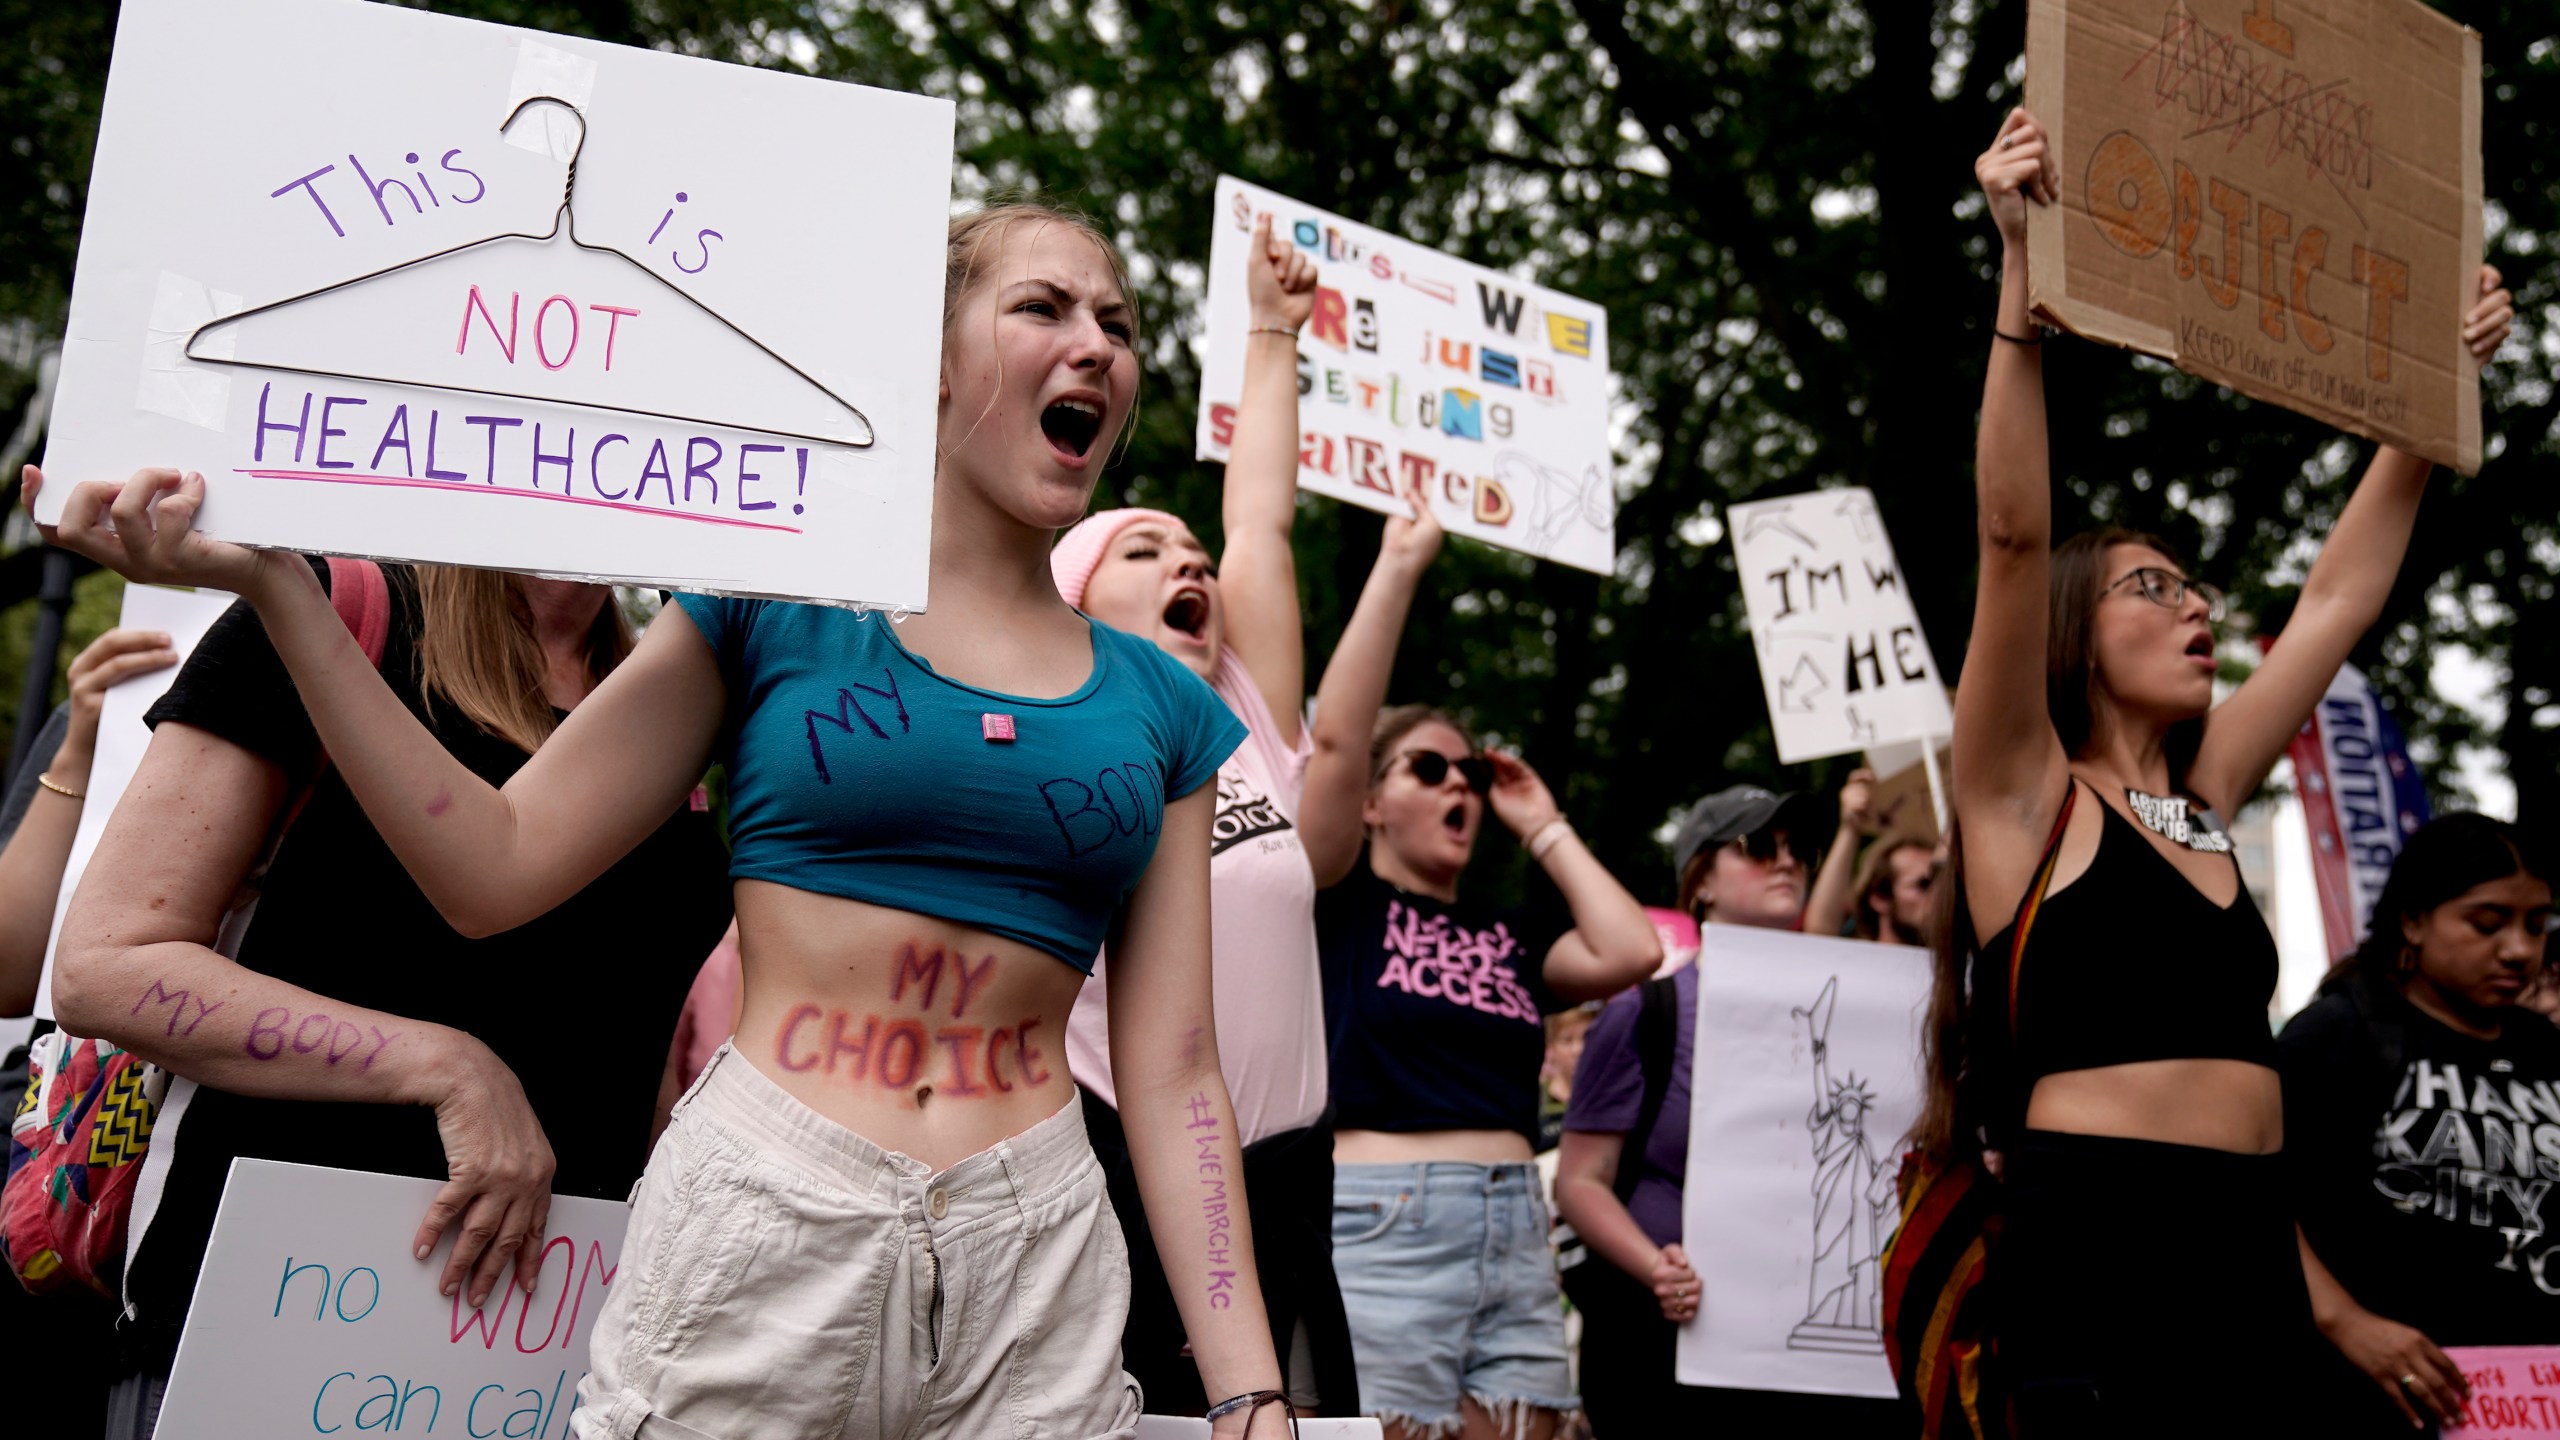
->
[943,199,1143,462]
[413,566,633,754]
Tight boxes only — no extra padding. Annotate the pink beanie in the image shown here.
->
[1050,507,1188,607]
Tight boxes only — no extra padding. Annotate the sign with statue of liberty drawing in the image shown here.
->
[1676,925,1930,1398]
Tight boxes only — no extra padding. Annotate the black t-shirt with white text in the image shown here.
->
[1316,863,1564,1145]
[2281,978,2560,1348]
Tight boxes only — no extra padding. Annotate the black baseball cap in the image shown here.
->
[1672,785,1818,879]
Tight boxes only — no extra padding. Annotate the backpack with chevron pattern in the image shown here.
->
[3,557,392,1299]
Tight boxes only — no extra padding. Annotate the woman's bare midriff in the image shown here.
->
[729,879,1088,1172]
[1334,1128,1535,1165]
[2025,1058,2284,1154]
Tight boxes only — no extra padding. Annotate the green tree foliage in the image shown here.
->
[6,0,2551,903]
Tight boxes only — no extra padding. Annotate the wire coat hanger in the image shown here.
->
[187,96,875,449]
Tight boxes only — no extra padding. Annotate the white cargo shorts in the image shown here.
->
[575,1044,1142,1439]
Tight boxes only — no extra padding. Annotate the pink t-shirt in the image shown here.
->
[1067,647,1326,1145]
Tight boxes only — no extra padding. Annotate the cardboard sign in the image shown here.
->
[2446,1346,2560,1437]
[2025,0,2483,472]
[1676,925,1930,1398]
[157,1159,628,1440]
[1198,177,1617,574]
[42,0,954,608]
[1726,487,1954,764]
[34,584,238,1020]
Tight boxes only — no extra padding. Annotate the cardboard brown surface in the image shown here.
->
[2026,0,2482,472]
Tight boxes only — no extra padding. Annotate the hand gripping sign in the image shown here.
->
[41,0,955,608]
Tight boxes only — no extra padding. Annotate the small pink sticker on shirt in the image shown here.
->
[689,785,710,812]
[982,713,1017,743]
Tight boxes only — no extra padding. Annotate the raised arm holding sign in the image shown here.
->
[1909,102,2513,1434]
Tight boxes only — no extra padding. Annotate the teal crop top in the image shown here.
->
[675,594,1246,972]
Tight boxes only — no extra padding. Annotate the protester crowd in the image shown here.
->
[0,102,2549,1440]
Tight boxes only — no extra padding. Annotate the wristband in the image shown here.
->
[1204,1388,1296,1436]
[1993,326,2043,346]
[36,772,86,801]
[1526,817,1574,861]
[1246,325,1300,339]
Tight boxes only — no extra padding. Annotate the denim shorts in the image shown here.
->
[1330,1162,1577,1434]
[575,1045,1142,1440]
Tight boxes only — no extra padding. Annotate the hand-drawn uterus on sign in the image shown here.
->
[1788,975,1897,1355]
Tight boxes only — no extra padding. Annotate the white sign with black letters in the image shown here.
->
[1727,487,1952,764]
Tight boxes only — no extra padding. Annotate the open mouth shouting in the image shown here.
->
[1041,392,1106,462]
[1161,585,1211,646]
[2184,630,2216,670]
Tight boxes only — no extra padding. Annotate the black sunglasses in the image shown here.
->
[1730,827,1820,868]
[1400,750,1494,794]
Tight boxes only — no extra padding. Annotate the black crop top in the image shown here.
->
[1976,781,2279,1091]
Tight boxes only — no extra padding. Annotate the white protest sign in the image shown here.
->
[1676,924,1929,1398]
[158,1159,627,1440]
[1198,176,1617,574]
[36,584,237,1021]
[42,0,953,609]
[1727,487,1953,764]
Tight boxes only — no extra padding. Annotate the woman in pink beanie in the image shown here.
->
[1057,215,1447,1418]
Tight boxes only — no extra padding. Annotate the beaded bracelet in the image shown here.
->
[36,772,85,801]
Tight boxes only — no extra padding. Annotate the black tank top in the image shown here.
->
[1977,780,2280,1087]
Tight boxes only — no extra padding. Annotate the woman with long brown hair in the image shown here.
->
[1925,107,2512,1434]
[40,563,730,1437]
[34,198,1300,1439]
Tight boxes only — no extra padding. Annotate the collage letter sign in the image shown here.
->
[2025,0,2483,472]
[43,0,954,609]
[157,1160,630,1439]
[1198,177,1618,574]
[1727,487,1953,765]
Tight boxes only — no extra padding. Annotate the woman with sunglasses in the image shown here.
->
[1914,108,2515,1434]
[1316,705,1660,1440]
[2281,814,2555,1437]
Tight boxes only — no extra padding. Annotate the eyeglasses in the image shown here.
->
[1399,750,1494,794]
[2102,566,2228,623]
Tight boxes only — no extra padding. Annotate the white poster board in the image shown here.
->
[34,584,237,1021]
[1197,176,1617,574]
[41,0,953,609]
[1676,925,1930,1398]
[157,1159,628,1440]
[1726,487,1954,764]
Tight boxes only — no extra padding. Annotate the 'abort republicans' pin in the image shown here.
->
[982,714,1016,743]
